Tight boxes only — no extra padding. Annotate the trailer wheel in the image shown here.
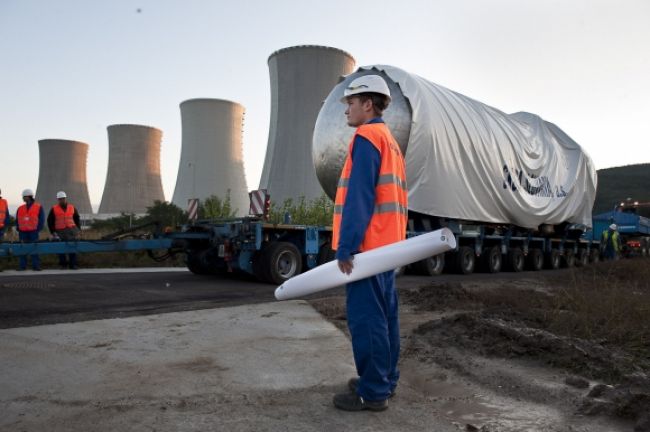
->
[505,247,525,272]
[561,251,576,268]
[589,248,600,264]
[412,254,446,276]
[479,246,501,273]
[454,246,475,274]
[186,252,215,275]
[263,242,302,285]
[575,249,589,267]
[526,248,544,271]
[317,242,336,265]
[545,249,561,270]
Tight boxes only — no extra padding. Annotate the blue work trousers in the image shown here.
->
[346,270,400,401]
[18,231,40,270]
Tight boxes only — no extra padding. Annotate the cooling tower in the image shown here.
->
[98,124,165,214]
[171,99,249,215]
[35,139,93,214]
[259,45,355,204]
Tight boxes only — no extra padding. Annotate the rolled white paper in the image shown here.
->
[275,228,456,300]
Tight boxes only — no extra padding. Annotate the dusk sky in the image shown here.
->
[1,0,648,210]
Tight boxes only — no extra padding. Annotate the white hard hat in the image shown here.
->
[56,191,67,199]
[609,224,617,230]
[341,75,391,103]
[22,188,34,197]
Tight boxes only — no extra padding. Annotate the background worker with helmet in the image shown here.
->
[332,74,408,412]
[0,188,9,242]
[47,191,81,270]
[601,223,622,260]
[15,188,45,271]
[0,188,10,272]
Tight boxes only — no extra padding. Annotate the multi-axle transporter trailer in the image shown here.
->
[1,213,607,283]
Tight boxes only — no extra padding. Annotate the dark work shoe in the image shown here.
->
[348,378,396,399]
[33,267,42,271]
[333,392,387,412]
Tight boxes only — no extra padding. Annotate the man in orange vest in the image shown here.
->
[0,188,10,272]
[47,191,81,270]
[331,74,408,412]
[0,188,9,242]
[16,188,45,271]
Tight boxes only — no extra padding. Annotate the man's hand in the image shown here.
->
[337,258,354,275]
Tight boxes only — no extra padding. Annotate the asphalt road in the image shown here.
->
[0,270,284,329]
[0,267,565,329]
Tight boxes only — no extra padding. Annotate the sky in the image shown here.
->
[1,0,649,211]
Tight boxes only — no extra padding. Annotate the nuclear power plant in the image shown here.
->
[259,45,355,204]
[172,98,249,215]
[98,124,165,215]
[35,139,93,214]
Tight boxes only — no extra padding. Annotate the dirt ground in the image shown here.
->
[309,261,650,432]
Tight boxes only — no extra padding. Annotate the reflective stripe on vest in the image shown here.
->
[602,230,620,252]
[53,204,77,230]
[17,202,41,232]
[332,122,408,252]
[0,199,7,229]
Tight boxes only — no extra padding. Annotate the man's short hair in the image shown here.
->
[357,92,389,114]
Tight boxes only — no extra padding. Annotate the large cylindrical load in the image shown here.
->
[259,45,355,204]
[313,65,597,229]
[35,139,93,214]
[172,99,249,215]
[99,124,165,214]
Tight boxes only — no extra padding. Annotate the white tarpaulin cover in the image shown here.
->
[363,65,598,229]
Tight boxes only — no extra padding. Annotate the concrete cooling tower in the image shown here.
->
[35,139,93,214]
[98,124,165,214]
[259,45,355,204]
[172,99,249,215]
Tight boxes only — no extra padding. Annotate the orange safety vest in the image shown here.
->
[332,122,408,253]
[17,202,42,232]
[0,198,7,229]
[53,204,77,230]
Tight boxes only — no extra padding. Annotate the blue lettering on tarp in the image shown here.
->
[502,164,567,199]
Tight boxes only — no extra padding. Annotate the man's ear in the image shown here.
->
[362,98,374,113]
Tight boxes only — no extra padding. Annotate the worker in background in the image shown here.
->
[0,188,9,242]
[16,189,44,271]
[601,223,622,260]
[0,188,9,273]
[47,191,81,270]
[331,75,408,412]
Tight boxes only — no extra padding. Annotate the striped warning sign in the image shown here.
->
[249,189,268,216]
[187,198,199,221]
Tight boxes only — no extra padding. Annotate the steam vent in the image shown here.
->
[98,124,165,214]
[35,139,93,214]
[259,45,355,204]
[172,99,249,215]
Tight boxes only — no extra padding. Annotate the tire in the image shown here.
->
[412,254,445,276]
[545,249,561,270]
[589,248,600,264]
[262,242,302,285]
[479,246,502,273]
[505,247,525,272]
[317,242,336,265]
[186,251,215,275]
[575,249,589,267]
[561,250,576,268]
[454,246,475,274]
[526,248,544,271]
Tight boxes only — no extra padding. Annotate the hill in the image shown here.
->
[594,163,650,216]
